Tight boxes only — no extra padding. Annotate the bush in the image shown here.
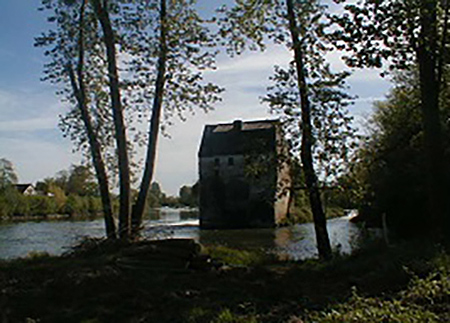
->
[306,289,439,322]
[65,194,87,217]
[350,71,450,237]
[86,196,102,214]
[304,266,450,323]
[0,186,19,217]
[27,196,58,216]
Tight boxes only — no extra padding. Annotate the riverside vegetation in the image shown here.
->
[0,163,199,220]
[0,239,449,322]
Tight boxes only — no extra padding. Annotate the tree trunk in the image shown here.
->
[92,0,131,239]
[67,0,116,239]
[286,0,332,260]
[417,0,447,234]
[131,0,168,237]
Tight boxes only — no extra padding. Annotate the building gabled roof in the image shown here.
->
[14,184,34,194]
[198,119,279,157]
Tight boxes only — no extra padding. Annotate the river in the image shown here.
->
[0,208,370,260]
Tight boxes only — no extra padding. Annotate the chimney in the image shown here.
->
[233,119,243,132]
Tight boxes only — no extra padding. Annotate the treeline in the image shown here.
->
[0,190,103,219]
[0,164,107,219]
[0,162,198,220]
[145,182,198,209]
[344,70,450,238]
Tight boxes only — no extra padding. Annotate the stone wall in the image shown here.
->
[199,154,277,229]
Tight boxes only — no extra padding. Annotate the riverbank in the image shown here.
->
[0,212,95,222]
[0,206,199,223]
[1,238,449,322]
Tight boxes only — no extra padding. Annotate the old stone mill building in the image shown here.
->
[198,119,292,229]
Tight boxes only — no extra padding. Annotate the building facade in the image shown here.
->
[198,119,291,229]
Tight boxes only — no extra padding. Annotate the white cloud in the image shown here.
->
[214,46,291,74]
[0,136,80,184]
[0,117,56,132]
[0,87,63,122]
[354,96,384,104]
[0,86,76,183]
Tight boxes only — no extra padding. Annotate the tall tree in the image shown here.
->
[120,0,223,236]
[36,0,117,238]
[331,0,450,233]
[219,0,355,259]
[129,0,168,235]
[91,0,131,239]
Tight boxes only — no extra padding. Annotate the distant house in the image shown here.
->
[198,119,292,229]
[14,184,37,196]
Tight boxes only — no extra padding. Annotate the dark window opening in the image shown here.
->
[228,157,234,166]
[214,158,220,167]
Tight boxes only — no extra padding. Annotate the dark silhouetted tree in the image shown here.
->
[331,0,450,234]
[219,0,356,259]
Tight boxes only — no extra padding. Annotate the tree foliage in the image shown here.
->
[66,164,99,196]
[330,0,450,234]
[0,158,18,190]
[179,182,199,207]
[36,0,223,238]
[353,70,450,237]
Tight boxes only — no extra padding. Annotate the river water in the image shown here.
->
[0,208,369,260]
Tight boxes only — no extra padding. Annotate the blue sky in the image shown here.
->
[0,0,391,195]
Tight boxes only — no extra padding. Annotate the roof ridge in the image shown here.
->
[204,118,279,128]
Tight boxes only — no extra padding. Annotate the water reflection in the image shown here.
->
[196,216,365,260]
[199,228,276,251]
[273,217,364,260]
[0,208,369,260]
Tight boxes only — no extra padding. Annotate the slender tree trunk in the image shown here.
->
[92,0,131,239]
[286,0,332,260]
[67,0,116,239]
[131,0,168,237]
[417,0,447,234]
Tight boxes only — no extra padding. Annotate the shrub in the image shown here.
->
[86,196,102,214]
[0,195,13,217]
[27,196,58,216]
[306,288,439,322]
[65,194,86,217]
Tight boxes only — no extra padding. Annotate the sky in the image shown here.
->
[0,0,391,196]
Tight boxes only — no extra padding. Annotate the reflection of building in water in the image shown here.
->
[274,227,292,248]
[180,210,199,220]
[198,119,292,229]
[199,228,276,250]
[274,227,292,261]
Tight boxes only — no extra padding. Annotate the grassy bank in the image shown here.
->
[0,239,449,322]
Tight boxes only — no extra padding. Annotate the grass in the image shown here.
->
[203,245,274,267]
[0,238,449,322]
